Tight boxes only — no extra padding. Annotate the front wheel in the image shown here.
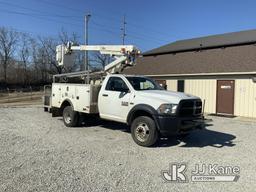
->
[63,106,79,127]
[131,116,159,147]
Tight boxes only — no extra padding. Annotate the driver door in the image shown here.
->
[99,76,132,122]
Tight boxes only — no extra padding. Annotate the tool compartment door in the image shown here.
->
[74,85,91,113]
[51,83,62,107]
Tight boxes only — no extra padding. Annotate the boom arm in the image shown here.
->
[56,42,140,74]
[68,45,137,55]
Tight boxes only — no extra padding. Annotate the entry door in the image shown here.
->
[216,80,235,115]
[98,77,132,123]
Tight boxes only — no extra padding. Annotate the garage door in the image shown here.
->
[216,80,235,115]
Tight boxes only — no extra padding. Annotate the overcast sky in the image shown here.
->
[0,0,256,51]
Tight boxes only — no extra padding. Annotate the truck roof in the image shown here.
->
[107,74,146,78]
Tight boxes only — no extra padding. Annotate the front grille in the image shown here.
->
[178,99,202,117]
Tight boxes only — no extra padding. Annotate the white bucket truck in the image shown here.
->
[44,42,205,147]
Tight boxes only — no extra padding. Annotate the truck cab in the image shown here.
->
[97,74,203,146]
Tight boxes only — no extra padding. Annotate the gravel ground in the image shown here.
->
[0,107,255,192]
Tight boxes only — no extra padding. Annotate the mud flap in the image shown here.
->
[51,107,62,117]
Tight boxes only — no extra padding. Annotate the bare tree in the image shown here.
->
[58,28,82,72]
[38,36,61,75]
[58,28,69,45]
[0,27,86,85]
[0,27,18,83]
[19,33,32,84]
[30,38,40,83]
[59,28,79,45]
[91,51,112,70]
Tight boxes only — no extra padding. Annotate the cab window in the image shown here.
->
[126,76,163,91]
[105,77,129,92]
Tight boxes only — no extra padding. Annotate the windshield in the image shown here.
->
[126,76,163,91]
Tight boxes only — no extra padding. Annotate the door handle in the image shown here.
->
[102,94,108,97]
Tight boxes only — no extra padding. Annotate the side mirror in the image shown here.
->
[122,88,130,93]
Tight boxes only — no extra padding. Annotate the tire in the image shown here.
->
[63,106,79,127]
[131,116,159,147]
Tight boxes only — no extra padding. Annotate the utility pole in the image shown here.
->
[85,14,91,83]
[121,15,126,45]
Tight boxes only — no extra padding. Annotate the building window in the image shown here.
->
[155,80,167,90]
[177,80,185,92]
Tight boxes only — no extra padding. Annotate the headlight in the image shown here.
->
[157,104,178,115]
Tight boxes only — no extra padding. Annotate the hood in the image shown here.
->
[135,90,200,104]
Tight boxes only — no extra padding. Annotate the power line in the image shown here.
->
[91,21,165,43]
[90,21,164,44]
[92,15,173,39]
[125,21,173,39]
[30,0,171,39]
[0,8,164,46]
[0,1,122,43]
[34,0,89,16]
[0,8,83,28]
[0,1,167,45]
[39,0,167,39]
[0,1,82,19]
[33,0,123,23]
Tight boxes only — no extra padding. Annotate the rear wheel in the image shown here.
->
[131,116,159,147]
[63,106,79,127]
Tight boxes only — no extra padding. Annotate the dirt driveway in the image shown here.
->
[0,107,255,192]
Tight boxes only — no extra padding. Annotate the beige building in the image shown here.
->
[125,29,256,118]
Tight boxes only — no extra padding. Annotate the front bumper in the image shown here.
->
[154,115,205,136]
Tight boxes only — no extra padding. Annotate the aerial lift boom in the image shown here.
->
[55,42,140,82]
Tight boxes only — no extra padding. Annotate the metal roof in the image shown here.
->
[124,44,256,76]
[143,29,256,56]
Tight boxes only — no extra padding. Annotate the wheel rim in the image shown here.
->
[135,123,150,142]
[64,111,71,124]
